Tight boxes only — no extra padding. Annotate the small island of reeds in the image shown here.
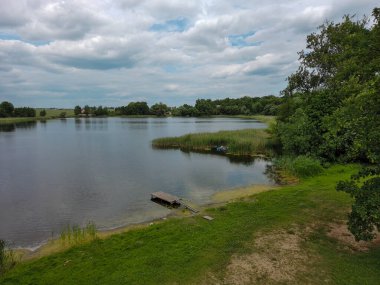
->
[152,128,275,157]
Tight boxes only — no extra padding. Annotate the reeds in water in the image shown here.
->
[60,222,97,246]
[152,129,274,156]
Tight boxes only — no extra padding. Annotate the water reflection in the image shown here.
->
[178,148,262,166]
[0,121,37,132]
[0,117,272,247]
[82,118,108,130]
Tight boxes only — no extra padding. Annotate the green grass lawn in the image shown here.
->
[1,164,379,284]
[0,109,74,125]
[35,108,74,119]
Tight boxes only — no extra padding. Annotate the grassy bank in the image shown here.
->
[152,128,274,156]
[0,109,74,125]
[35,108,75,119]
[1,165,380,284]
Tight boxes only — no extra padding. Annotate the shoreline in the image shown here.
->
[13,183,277,261]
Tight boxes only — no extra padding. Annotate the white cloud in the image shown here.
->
[164,84,180,92]
[0,0,378,107]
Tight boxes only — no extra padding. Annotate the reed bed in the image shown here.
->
[152,129,274,156]
[59,222,97,246]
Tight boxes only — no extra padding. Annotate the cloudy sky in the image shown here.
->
[0,0,377,107]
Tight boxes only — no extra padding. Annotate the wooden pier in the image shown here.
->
[150,192,199,213]
[151,191,181,206]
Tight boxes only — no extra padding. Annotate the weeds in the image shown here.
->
[0,240,16,275]
[60,222,97,246]
[274,155,323,178]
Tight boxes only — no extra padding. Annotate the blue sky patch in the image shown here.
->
[150,18,188,33]
[0,33,50,46]
[228,31,262,47]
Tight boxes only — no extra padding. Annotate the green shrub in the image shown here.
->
[275,155,323,178]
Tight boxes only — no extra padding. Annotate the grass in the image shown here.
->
[210,115,276,125]
[1,164,379,284]
[152,128,274,156]
[59,223,97,247]
[35,108,75,119]
[274,155,324,178]
[0,109,74,125]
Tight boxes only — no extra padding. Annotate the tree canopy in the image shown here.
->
[275,8,380,240]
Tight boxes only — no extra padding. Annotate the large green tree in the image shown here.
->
[150,102,169,117]
[277,9,380,163]
[276,8,380,240]
[0,101,14,117]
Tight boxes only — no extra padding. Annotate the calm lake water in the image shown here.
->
[0,117,274,247]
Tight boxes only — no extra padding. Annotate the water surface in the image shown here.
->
[0,117,274,247]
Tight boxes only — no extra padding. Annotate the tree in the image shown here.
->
[83,105,90,116]
[39,109,46,117]
[276,9,379,162]
[74,105,82,116]
[337,166,380,241]
[13,107,36,117]
[0,101,14,117]
[173,104,199,116]
[195,99,215,116]
[275,8,380,240]
[150,102,170,116]
[94,106,109,116]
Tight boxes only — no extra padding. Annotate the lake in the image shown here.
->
[0,117,274,247]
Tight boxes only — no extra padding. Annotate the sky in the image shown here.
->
[0,0,377,108]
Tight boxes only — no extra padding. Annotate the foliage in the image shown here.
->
[83,105,90,116]
[172,104,199,116]
[0,102,14,117]
[276,10,380,163]
[115,102,149,116]
[150,102,170,116]
[74,105,81,116]
[187,96,282,117]
[274,155,323,178]
[39,109,46,117]
[275,8,380,240]
[13,107,36,117]
[0,102,36,118]
[59,112,66,118]
[73,105,109,116]
[337,166,380,241]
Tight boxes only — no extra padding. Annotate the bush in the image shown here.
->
[275,155,323,178]
[39,109,46,117]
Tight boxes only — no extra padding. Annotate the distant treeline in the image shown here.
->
[74,105,110,117]
[76,95,283,117]
[173,96,282,116]
[0,101,36,118]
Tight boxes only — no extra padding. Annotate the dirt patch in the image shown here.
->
[212,184,277,203]
[327,223,380,252]
[220,229,316,285]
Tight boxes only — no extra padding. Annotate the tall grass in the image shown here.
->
[274,155,323,178]
[0,240,16,275]
[152,129,274,156]
[60,222,97,246]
